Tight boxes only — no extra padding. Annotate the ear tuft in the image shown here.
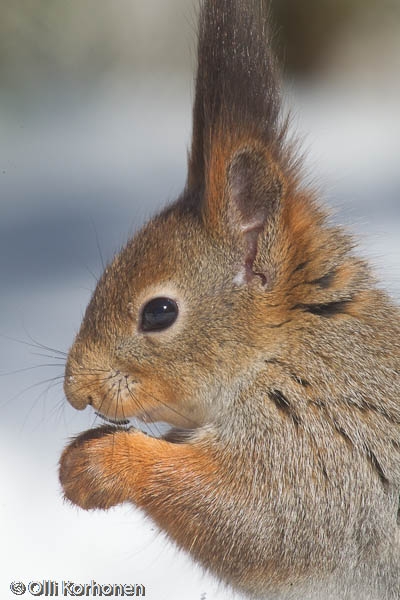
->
[188,0,282,191]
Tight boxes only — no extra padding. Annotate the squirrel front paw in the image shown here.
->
[59,426,134,510]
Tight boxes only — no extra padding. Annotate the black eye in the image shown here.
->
[140,297,179,332]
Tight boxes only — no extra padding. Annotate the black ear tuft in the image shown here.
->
[188,0,283,192]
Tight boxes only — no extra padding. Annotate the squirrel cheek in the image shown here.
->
[134,379,181,424]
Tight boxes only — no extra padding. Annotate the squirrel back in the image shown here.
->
[60,1,400,598]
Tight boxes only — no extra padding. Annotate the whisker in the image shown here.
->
[0,364,65,377]
[47,396,68,423]
[125,384,165,439]
[0,332,67,357]
[22,329,68,357]
[62,372,116,402]
[113,381,123,454]
[139,387,200,428]
[91,219,106,272]
[31,352,67,361]
[73,367,112,375]
[83,263,100,286]
[1,374,65,410]
[69,379,112,404]
[20,378,65,431]
[91,385,114,429]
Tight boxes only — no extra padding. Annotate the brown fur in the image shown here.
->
[59,1,400,598]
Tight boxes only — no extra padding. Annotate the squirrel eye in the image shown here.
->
[140,297,179,332]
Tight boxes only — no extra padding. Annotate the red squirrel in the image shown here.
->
[59,1,400,598]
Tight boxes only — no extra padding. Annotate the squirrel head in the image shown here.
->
[63,137,374,432]
[63,151,288,428]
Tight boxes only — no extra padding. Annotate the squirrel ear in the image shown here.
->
[207,145,284,286]
[228,148,282,235]
[228,149,283,285]
[185,0,287,286]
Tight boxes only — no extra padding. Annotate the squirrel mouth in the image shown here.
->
[93,410,192,442]
[94,412,130,426]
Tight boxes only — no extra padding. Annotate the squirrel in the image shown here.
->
[59,1,400,598]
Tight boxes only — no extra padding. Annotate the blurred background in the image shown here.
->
[1,1,399,599]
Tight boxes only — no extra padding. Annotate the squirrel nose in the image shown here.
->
[64,373,90,410]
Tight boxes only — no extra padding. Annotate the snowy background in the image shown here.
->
[0,2,399,599]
